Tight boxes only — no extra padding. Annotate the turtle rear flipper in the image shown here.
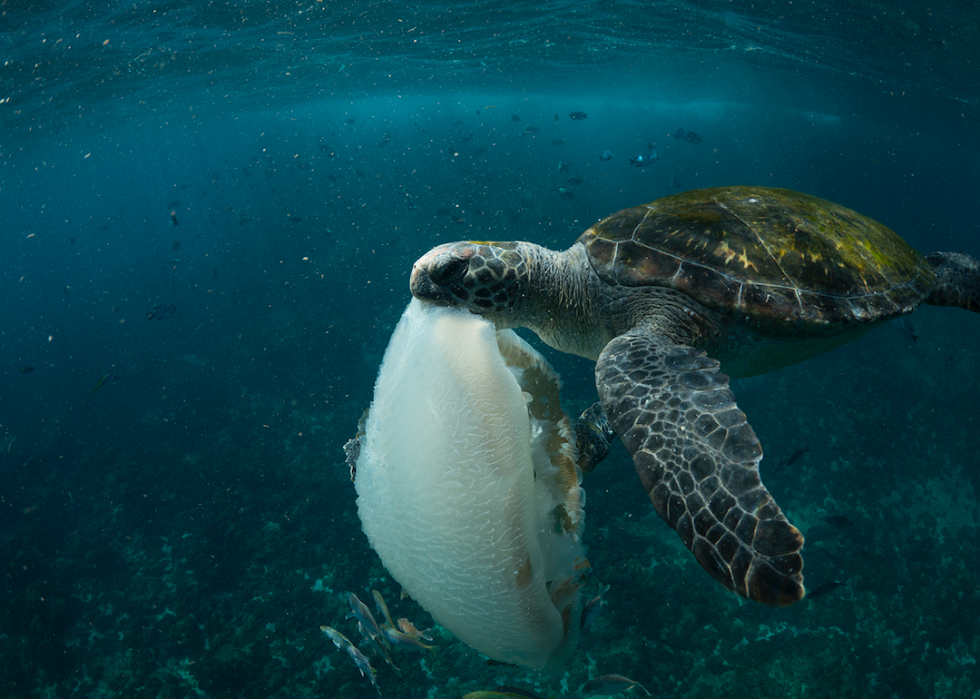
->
[926,251,980,312]
[596,330,805,607]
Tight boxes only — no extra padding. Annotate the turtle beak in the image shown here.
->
[410,264,449,304]
[411,245,470,305]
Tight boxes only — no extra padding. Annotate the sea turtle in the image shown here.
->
[409,185,980,607]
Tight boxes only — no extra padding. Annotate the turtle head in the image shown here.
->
[412,239,607,360]
[411,241,532,321]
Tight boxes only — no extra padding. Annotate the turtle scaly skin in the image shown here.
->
[926,251,980,311]
[410,186,980,607]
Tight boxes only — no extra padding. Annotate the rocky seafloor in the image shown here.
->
[2,305,978,699]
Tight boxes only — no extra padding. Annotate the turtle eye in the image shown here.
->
[431,257,469,286]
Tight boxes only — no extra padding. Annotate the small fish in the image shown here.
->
[558,160,571,173]
[771,446,810,475]
[556,187,575,199]
[583,674,651,696]
[372,590,396,628]
[482,659,522,669]
[599,149,613,162]
[566,175,585,186]
[554,113,559,122]
[64,285,71,296]
[550,139,566,146]
[670,173,681,189]
[464,688,546,699]
[146,304,176,320]
[397,617,432,640]
[822,514,855,529]
[628,152,657,167]
[92,373,116,393]
[522,126,539,135]
[170,210,179,226]
[898,317,918,343]
[345,645,382,696]
[803,523,843,545]
[510,114,521,122]
[357,621,399,672]
[350,592,399,672]
[808,579,848,599]
[568,111,588,120]
[172,240,182,251]
[381,625,436,653]
[19,366,36,375]
[581,584,611,629]
[684,131,702,143]
[320,625,353,651]
[672,128,686,139]
[348,592,384,639]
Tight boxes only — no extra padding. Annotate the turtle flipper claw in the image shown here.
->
[595,329,805,607]
[573,402,616,473]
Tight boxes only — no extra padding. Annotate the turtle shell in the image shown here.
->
[580,186,936,336]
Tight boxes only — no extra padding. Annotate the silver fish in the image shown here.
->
[357,621,400,674]
[345,645,383,696]
[320,625,353,652]
[348,592,384,640]
[583,674,651,696]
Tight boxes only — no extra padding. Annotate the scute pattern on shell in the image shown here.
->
[581,186,936,335]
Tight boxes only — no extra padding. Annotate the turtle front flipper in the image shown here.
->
[595,330,805,607]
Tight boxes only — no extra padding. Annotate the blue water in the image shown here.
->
[2,1,980,697]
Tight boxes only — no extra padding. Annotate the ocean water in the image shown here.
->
[2,1,980,697]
